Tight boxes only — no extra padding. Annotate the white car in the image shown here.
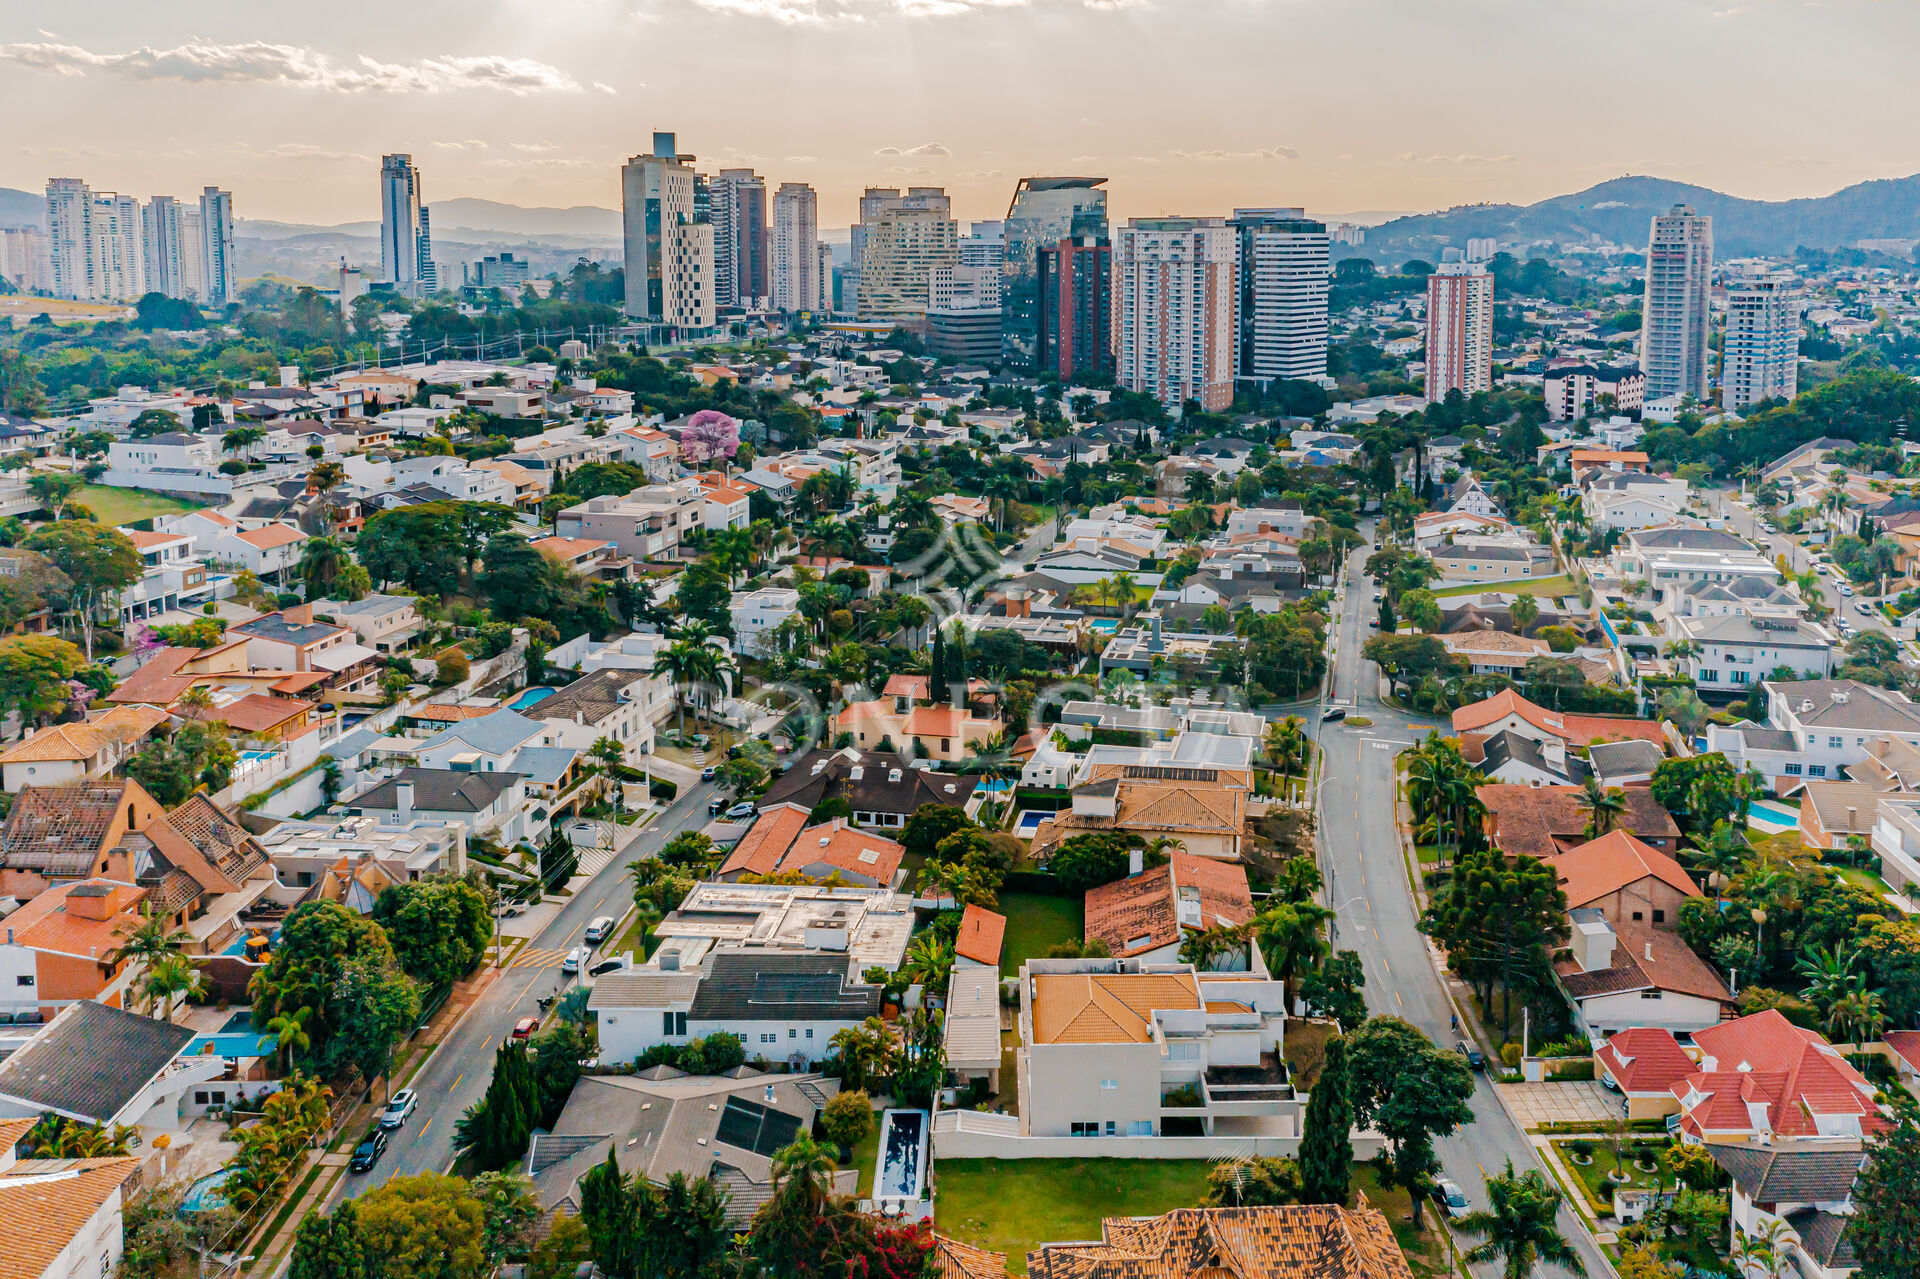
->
[584,916,616,945]
[1840,585,1855,597]
[1857,601,1876,615]
[379,1088,418,1129]
[561,947,587,975]
[1437,1179,1471,1221]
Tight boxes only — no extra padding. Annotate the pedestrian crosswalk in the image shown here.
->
[509,946,571,970]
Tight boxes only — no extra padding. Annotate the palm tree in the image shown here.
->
[1105,572,1140,620]
[1455,1160,1585,1279]
[656,641,706,734]
[111,909,194,1015]
[299,535,348,602]
[265,1006,315,1071]
[710,527,756,586]
[306,460,347,527]
[142,953,204,1023]
[222,426,265,461]
[1580,777,1627,838]
[1732,1218,1793,1279]
[1826,986,1885,1047]
[827,1017,894,1092]
[984,473,1022,532]
[769,1134,840,1216]
[1252,901,1332,998]
[1266,716,1306,780]
[1508,595,1539,636]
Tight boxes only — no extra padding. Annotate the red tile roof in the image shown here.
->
[1476,784,1681,862]
[1084,853,1253,958]
[955,905,1006,967]
[787,819,905,884]
[718,802,812,878]
[1453,689,1668,749]
[1884,1029,1920,1074]
[1676,1010,1888,1140]
[1551,830,1700,909]
[1596,1027,1697,1094]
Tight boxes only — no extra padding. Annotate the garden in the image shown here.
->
[996,891,1083,977]
[934,1158,1212,1272]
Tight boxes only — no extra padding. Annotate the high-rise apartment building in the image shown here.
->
[713,169,768,309]
[1723,272,1798,410]
[1229,208,1330,384]
[0,228,51,294]
[818,244,835,313]
[855,187,955,327]
[1640,205,1713,405]
[46,179,95,300]
[415,205,437,294]
[200,186,237,306]
[1036,233,1111,379]
[141,196,192,300]
[1112,217,1237,413]
[77,193,145,301]
[1001,177,1107,369]
[621,132,715,332]
[379,155,423,291]
[1423,263,1494,403]
[771,182,822,313]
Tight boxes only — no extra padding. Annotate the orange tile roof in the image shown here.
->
[0,705,169,764]
[788,819,904,883]
[1027,1204,1412,1279]
[1550,829,1700,908]
[955,905,1006,966]
[905,705,968,738]
[124,528,188,550]
[934,1235,1007,1279]
[1085,853,1253,958]
[884,674,931,700]
[409,703,499,723]
[5,879,146,959]
[235,523,305,550]
[1595,1027,1697,1094]
[1477,783,1680,862]
[189,508,238,527]
[532,536,609,561]
[0,1156,142,1279]
[181,693,312,734]
[719,802,813,878]
[1679,1009,1886,1139]
[1031,971,1201,1044]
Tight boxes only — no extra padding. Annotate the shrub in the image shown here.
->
[434,645,471,686]
[820,1091,875,1150]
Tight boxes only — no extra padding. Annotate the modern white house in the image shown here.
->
[1672,614,1835,692]
[729,587,802,658]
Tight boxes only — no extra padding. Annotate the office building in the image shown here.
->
[771,181,822,313]
[1036,233,1111,379]
[1112,216,1237,413]
[855,187,955,327]
[1424,263,1494,403]
[1001,177,1108,369]
[1723,273,1798,410]
[621,133,715,333]
[958,222,1005,309]
[199,187,236,306]
[469,252,531,291]
[927,308,1004,364]
[1230,208,1330,384]
[1640,205,1713,404]
[379,154,424,291]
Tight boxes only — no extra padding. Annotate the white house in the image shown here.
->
[389,456,517,505]
[1674,614,1836,692]
[1554,911,1731,1041]
[210,521,308,584]
[730,587,801,658]
[588,951,883,1066]
[1712,1146,1865,1279]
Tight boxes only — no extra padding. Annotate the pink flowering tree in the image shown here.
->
[679,410,740,467]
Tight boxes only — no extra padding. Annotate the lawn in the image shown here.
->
[1551,1138,1670,1215]
[847,1116,881,1198]
[998,891,1083,977]
[612,911,660,961]
[1349,1164,1451,1279]
[1432,574,1578,599]
[935,1158,1212,1272]
[75,485,201,527]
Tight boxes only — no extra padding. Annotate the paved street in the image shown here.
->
[337,776,724,1199]
[1709,489,1906,642]
[1310,527,1611,1279]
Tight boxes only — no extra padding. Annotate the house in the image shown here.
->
[1588,739,1665,789]
[1762,679,1920,779]
[1671,1010,1888,1145]
[117,528,214,624]
[524,668,663,759]
[527,1070,854,1229]
[230,605,376,686]
[955,904,1005,969]
[1024,1203,1414,1279]
[1014,958,1292,1140]
[836,682,1004,764]
[0,706,169,792]
[1797,781,1879,851]
[410,709,552,772]
[1594,1027,1699,1120]
[0,1000,224,1140]
[210,521,308,583]
[0,1115,141,1279]
[1445,475,1503,518]
[1673,613,1836,691]
[715,812,906,889]
[643,881,916,975]
[554,485,706,561]
[1412,510,1511,553]
[1612,525,1779,602]
[1555,911,1731,1042]
[1586,485,1688,533]
[1438,631,1554,678]
[757,749,981,831]
[1223,503,1311,540]
[344,768,534,845]
[1452,690,1670,760]
[1549,829,1700,929]
[314,593,423,654]
[1711,1144,1865,1279]
[1083,853,1254,964]
[1428,539,1555,585]
[1031,770,1248,863]
[0,881,150,1017]
[1475,783,1681,862]
[1479,730,1590,788]
[588,952,884,1065]
[730,587,802,659]
[256,815,468,908]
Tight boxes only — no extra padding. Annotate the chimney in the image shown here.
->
[283,603,314,626]
[1645,941,1654,962]
[1846,806,1857,830]
[67,883,117,923]
[395,780,414,819]
[279,365,300,388]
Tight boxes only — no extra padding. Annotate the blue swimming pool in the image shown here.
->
[1014,809,1049,836]
[508,687,557,711]
[181,1170,232,1215]
[1748,800,1800,826]
[1089,619,1120,634]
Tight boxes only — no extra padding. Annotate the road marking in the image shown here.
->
[510,947,570,970]
[451,1073,464,1089]
[420,1119,433,1136]
[1394,991,1404,1007]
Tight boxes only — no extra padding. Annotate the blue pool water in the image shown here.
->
[976,778,1012,794]
[238,749,276,763]
[1014,809,1049,835]
[220,1011,257,1032]
[1089,619,1120,634]
[508,687,557,711]
[184,1031,277,1058]
[1748,800,1800,826]
[181,1170,232,1215]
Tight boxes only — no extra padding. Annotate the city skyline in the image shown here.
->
[5,0,1920,228]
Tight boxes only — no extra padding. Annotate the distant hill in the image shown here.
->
[0,188,44,230]
[1360,174,1920,261]
[240,197,619,242]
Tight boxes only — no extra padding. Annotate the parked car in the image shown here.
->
[511,1016,540,1042]
[701,766,717,781]
[588,956,630,978]
[1857,601,1876,615]
[584,916,616,945]
[1455,1041,1486,1071]
[725,801,757,820]
[1321,707,1346,723]
[378,1088,418,1130]
[1437,1179,1471,1221]
[561,947,587,975]
[709,796,727,816]
[350,1129,390,1172]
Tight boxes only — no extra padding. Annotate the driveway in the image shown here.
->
[1497,1081,1623,1129]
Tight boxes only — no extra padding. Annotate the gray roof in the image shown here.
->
[1785,1210,1858,1269]
[1709,1145,1863,1203]
[1587,739,1664,784]
[1482,730,1588,785]
[331,594,415,619]
[587,971,703,1010]
[528,669,647,729]
[415,708,547,756]
[233,614,342,646]
[1767,680,1920,733]
[1684,614,1826,647]
[507,746,577,787]
[1432,542,1549,563]
[352,767,521,814]
[1734,724,1801,753]
[1061,701,1179,734]
[0,1002,193,1123]
[687,951,882,1022]
[1629,526,1753,552]
[320,726,385,763]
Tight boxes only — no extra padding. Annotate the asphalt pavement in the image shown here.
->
[1310,527,1610,1279]
[1710,490,1904,642]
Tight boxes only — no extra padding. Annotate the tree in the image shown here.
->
[455,1040,540,1171]
[1347,1016,1475,1225]
[471,1170,541,1264]
[1508,595,1539,635]
[140,953,204,1022]
[1253,900,1333,996]
[1423,847,1568,1037]
[1454,1160,1585,1279]
[821,1090,876,1151]
[481,531,555,618]
[250,901,399,1064]
[1579,776,1628,837]
[109,907,194,1014]
[434,644,471,686]
[355,1173,489,1279]
[528,1213,593,1279]
[22,523,142,660]
[578,1150,637,1279]
[828,1017,896,1092]
[1657,687,1710,738]
[1399,588,1442,632]
[1205,1156,1304,1207]
[1853,1108,1920,1279]
[902,803,974,859]
[289,1199,371,1279]
[372,878,492,987]
[26,471,83,521]
[1649,752,1747,831]
[1299,1035,1355,1205]
[1046,831,1133,891]
[323,954,422,1085]
[1300,951,1368,1030]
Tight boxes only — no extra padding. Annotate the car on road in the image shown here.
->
[1321,707,1346,723]
[588,956,630,978]
[379,1088,418,1129]
[1436,1179,1471,1221]
[561,947,587,975]
[349,1128,390,1172]
[584,916,616,945]
[511,1016,540,1042]
[709,796,727,815]
[1455,1041,1486,1071]
[1840,584,1855,597]
[725,801,757,820]
[701,766,717,781]
[1858,601,1877,615]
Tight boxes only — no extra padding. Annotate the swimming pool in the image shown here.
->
[238,750,276,763]
[181,1170,232,1215]
[1748,800,1800,827]
[508,686,557,711]
[1013,809,1049,837]
[874,1109,928,1204]
[1089,619,1120,634]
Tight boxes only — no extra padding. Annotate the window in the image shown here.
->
[1632,911,1644,921]
[805,1028,813,1039]
[1809,765,1827,777]
[674,1012,687,1036]
[1785,763,1803,776]
[789,1029,797,1039]
[1070,1122,1099,1137]
[663,1012,675,1034]
[1099,1079,1118,1091]
[15,975,32,987]
[1652,910,1666,924]
[1830,736,1844,749]
[1640,990,1662,1000]
[195,1091,209,1105]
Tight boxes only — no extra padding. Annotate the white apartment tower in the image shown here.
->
[141,196,192,300]
[0,228,51,293]
[1230,208,1331,383]
[771,182,822,313]
[1640,205,1713,404]
[1112,216,1238,413]
[621,132,716,332]
[818,244,834,313]
[855,187,956,326]
[379,154,426,292]
[1723,273,1799,410]
[1424,262,1494,403]
[46,179,95,300]
[709,169,768,309]
[199,187,237,306]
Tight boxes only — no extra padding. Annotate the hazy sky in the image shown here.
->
[5,0,1917,230]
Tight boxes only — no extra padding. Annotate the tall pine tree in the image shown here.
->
[1299,1035,1355,1205]
[930,628,948,706]
[579,1150,637,1279]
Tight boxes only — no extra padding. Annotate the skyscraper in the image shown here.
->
[142,195,191,300]
[1229,208,1330,384]
[621,132,715,332]
[1424,263,1494,403]
[89,194,144,301]
[1036,233,1111,379]
[415,205,437,294]
[855,187,955,327]
[718,169,768,308]
[1112,217,1237,413]
[379,154,424,291]
[1723,272,1798,410]
[46,178,95,300]
[1001,177,1108,369]
[1640,205,1713,404]
[771,182,822,313]
[199,186,237,306]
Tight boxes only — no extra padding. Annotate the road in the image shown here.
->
[1708,489,1904,642]
[340,777,724,1197]
[1310,527,1609,1279]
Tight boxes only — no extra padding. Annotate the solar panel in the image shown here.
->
[716,1097,803,1157]
[1121,765,1219,783]
[751,973,845,1004]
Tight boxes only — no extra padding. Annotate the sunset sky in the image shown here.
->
[4,0,1916,230]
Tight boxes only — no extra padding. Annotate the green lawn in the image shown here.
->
[998,892,1083,977]
[1432,574,1578,599]
[1551,1138,1670,1215]
[848,1117,881,1198]
[935,1159,1212,1272]
[75,485,201,527]
[1830,864,1898,897]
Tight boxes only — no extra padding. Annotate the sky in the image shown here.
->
[4,0,1918,230]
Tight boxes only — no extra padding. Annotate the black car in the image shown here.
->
[1321,707,1346,723]
[350,1128,390,1172]
[1455,1040,1486,1071]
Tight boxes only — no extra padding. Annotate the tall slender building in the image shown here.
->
[415,205,437,295]
[855,187,955,327]
[199,186,237,306]
[771,181,822,313]
[1001,177,1108,369]
[1229,208,1330,384]
[621,132,715,331]
[1112,217,1237,413]
[379,154,424,291]
[141,196,191,299]
[1424,263,1494,403]
[1640,205,1713,405]
[1036,233,1111,379]
[1723,272,1798,410]
[45,178,95,300]
[90,194,145,301]
[717,170,768,308]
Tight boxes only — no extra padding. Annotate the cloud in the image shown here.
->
[1171,145,1298,162]
[434,139,492,151]
[786,154,819,163]
[688,0,1064,21]
[1395,152,1520,165]
[0,39,586,94]
[592,80,619,94]
[253,143,371,162]
[875,142,951,157]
